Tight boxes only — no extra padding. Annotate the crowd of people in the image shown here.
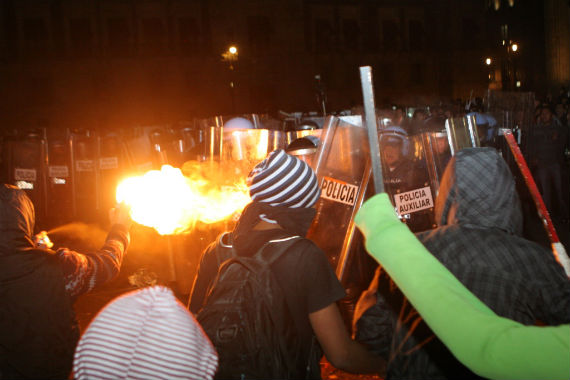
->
[1,94,569,379]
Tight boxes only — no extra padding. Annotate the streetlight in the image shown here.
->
[222,45,239,112]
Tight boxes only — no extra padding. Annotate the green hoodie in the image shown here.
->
[354,192,570,380]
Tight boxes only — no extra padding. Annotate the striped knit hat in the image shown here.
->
[247,149,321,208]
[73,286,218,380]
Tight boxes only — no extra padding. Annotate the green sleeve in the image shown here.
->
[354,193,570,380]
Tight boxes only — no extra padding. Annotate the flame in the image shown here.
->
[116,164,251,235]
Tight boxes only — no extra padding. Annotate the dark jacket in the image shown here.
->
[355,148,570,379]
[0,185,129,379]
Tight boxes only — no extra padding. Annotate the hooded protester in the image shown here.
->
[73,286,218,380]
[353,147,570,379]
[0,184,131,379]
[189,149,385,379]
[354,192,570,380]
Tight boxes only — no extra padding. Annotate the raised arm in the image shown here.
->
[56,204,131,299]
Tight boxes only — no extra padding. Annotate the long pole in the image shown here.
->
[502,129,570,277]
[359,66,384,194]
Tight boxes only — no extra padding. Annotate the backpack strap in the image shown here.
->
[214,232,235,268]
[255,235,318,379]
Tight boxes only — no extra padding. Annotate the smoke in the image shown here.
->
[47,222,108,250]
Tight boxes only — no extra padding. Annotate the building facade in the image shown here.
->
[0,0,564,132]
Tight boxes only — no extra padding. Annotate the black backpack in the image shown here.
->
[197,234,307,380]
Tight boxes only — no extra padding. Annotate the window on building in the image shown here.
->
[107,17,130,56]
[22,18,49,55]
[342,18,360,51]
[361,9,379,53]
[382,19,399,51]
[461,17,480,48]
[247,16,273,52]
[141,17,165,55]
[178,17,201,54]
[410,63,424,84]
[28,76,54,106]
[314,18,333,53]
[69,18,93,57]
[380,63,395,86]
[409,20,424,51]
[92,73,111,101]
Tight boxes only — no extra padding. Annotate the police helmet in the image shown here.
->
[379,126,410,157]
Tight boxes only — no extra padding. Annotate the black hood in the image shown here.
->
[0,184,36,253]
[435,148,522,235]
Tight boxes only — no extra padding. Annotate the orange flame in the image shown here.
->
[116,164,251,235]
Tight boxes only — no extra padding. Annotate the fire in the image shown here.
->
[116,164,251,235]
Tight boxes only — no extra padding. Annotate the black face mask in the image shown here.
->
[232,201,316,245]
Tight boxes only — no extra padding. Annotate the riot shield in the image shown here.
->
[46,130,74,225]
[203,126,286,177]
[307,115,370,276]
[379,131,439,233]
[445,115,480,155]
[486,90,536,154]
[1,130,48,222]
[123,126,169,173]
[97,132,127,215]
[70,130,96,221]
[420,130,453,187]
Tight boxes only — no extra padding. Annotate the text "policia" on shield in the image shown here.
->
[320,176,358,206]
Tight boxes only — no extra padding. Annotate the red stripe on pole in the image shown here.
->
[502,129,559,243]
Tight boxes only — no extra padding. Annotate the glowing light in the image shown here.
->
[511,43,518,52]
[485,57,492,65]
[116,165,250,235]
[229,46,237,55]
[516,81,521,87]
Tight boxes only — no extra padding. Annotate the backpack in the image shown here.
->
[197,234,306,379]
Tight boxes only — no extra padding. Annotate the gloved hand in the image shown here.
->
[354,193,400,243]
[33,231,54,249]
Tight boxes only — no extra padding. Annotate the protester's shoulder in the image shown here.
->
[273,237,331,273]
[287,237,326,260]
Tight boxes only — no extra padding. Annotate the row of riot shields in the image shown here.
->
[1,129,131,227]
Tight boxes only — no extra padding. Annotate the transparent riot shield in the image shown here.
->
[420,130,453,189]
[486,90,536,154]
[306,115,370,275]
[166,124,204,166]
[123,126,169,173]
[70,129,98,222]
[2,130,48,222]
[445,114,480,155]
[203,126,286,178]
[379,131,439,233]
[304,115,373,332]
[46,130,74,225]
[97,132,127,215]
